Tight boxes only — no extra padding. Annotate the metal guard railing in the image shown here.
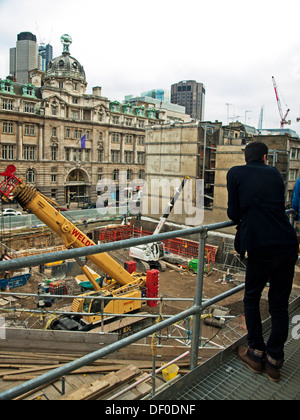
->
[0,212,296,400]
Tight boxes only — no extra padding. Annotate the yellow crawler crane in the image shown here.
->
[0,165,147,331]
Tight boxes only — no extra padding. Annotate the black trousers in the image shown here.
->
[244,245,298,361]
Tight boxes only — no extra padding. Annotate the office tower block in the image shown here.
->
[38,44,53,71]
[9,32,38,83]
[171,80,206,121]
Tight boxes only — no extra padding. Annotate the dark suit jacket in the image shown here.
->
[227,160,298,256]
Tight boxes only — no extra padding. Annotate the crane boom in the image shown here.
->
[0,165,138,289]
[153,176,190,236]
[272,76,290,128]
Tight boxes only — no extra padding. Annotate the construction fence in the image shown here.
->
[96,224,218,267]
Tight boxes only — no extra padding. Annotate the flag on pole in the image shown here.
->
[81,134,86,149]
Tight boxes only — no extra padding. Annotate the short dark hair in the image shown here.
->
[244,141,268,163]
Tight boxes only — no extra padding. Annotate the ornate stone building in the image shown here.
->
[0,34,158,206]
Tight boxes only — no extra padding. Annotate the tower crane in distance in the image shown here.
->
[272,76,291,128]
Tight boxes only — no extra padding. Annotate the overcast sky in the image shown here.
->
[1,0,300,134]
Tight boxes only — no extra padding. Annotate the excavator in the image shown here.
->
[0,165,150,333]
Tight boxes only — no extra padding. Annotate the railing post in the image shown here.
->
[190,228,208,370]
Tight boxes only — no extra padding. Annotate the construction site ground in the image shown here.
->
[0,252,299,399]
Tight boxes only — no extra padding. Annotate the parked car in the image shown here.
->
[1,208,22,217]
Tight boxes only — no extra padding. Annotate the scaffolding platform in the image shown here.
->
[153,297,300,401]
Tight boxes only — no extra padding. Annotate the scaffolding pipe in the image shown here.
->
[0,291,193,302]
[0,211,296,399]
[190,229,207,369]
[0,283,245,401]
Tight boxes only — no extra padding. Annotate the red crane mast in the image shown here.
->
[272,76,290,128]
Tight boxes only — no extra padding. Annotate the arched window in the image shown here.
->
[127,169,132,181]
[113,169,119,181]
[138,170,145,180]
[26,169,35,184]
[67,169,85,182]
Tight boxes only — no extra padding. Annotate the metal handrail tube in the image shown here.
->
[0,211,296,400]
[0,291,194,302]
[0,283,244,401]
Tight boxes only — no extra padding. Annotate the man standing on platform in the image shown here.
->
[227,141,298,382]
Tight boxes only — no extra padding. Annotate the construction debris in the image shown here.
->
[0,351,169,400]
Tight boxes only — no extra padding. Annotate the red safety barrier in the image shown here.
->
[97,225,218,265]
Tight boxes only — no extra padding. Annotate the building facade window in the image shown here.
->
[138,136,145,145]
[25,125,35,136]
[65,148,70,161]
[26,169,35,183]
[2,122,14,134]
[125,151,133,163]
[125,135,133,144]
[24,102,35,113]
[71,110,79,119]
[289,169,298,181]
[2,99,13,110]
[137,152,145,164]
[138,170,145,179]
[23,146,36,160]
[127,169,132,181]
[1,145,15,160]
[111,150,120,163]
[112,133,120,143]
[1,80,14,94]
[113,169,119,181]
[290,148,299,160]
[51,147,58,161]
[72,149,82,162]
[98,149,103,162]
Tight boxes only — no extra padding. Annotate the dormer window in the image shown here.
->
[4,83,12,92]
[0,79,14,94]
[135,106,145,117]
[123,103,133,115]
[23,83,36,98]
[147,108,157,119]
[110,101,120,112]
